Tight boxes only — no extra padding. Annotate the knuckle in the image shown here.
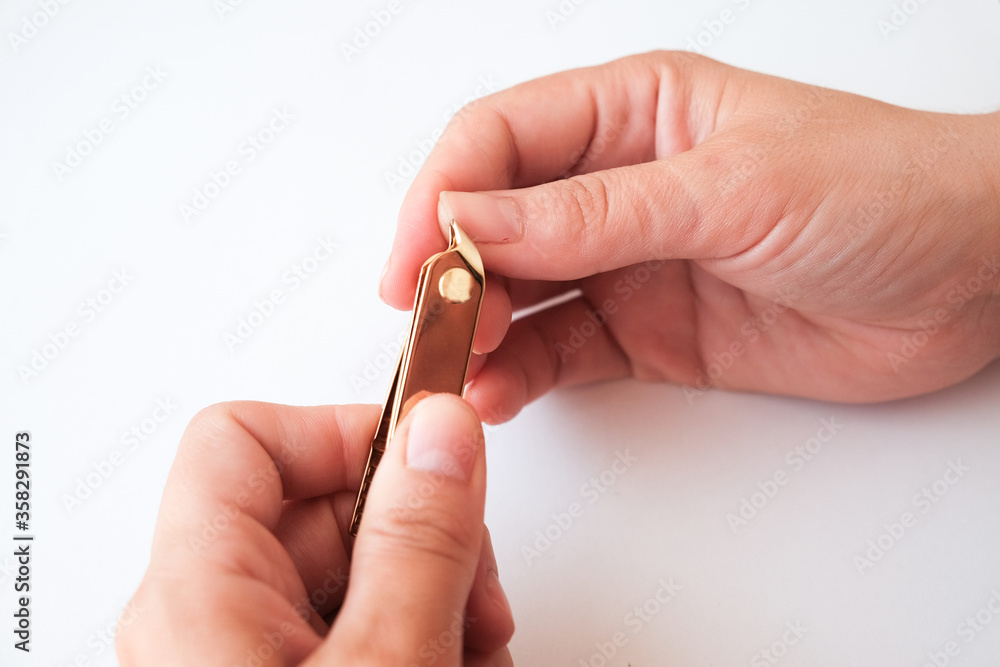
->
[178,403,244,463]
[655,50,689,81]
[560,173,611,239]
[624,49,696,76]
[185,401,238,438]
[365,500,480,568]
[643,49,699,91]
[445,96,499,136]
[183,401,276,454]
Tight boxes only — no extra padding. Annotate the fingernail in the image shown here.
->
[405,394,480,481]
[377,255,391,303]
[439,191,523,244]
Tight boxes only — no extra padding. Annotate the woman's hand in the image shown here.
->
[381,51,1000,421]
[117,395,514,666]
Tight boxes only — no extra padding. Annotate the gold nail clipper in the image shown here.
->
[350,220,485,536]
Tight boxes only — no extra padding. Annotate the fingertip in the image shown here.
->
[481,529,514,638]
[385,176,453,310]
[464,370,526,426]
[441,191,524,245]
[377,251,417,310]
[376,255,393,306]
[438,191,456,237]
[403,393,483,481]
[473,279,512,355]
[466,352,487,381]
[327,394,489,663]
[464,529,515,653]
[484,570,515,642]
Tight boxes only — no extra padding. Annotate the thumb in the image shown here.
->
[437,151,768,280]
[320,393,487,665]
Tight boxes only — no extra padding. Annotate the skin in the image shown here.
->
[122,52,1000,665]
[117,396,514,666]
[381,51,1000,423]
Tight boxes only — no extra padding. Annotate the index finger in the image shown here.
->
[381,52,678,310]
[153,401,378,563]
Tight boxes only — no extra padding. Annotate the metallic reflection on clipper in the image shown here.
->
[349,220,485,536]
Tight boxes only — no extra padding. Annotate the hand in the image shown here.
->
[380,51,1000,420]
[116,395,514,666]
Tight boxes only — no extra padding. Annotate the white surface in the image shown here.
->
[2,1,999,665]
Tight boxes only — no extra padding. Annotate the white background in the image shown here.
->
[2,0,1000,665]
